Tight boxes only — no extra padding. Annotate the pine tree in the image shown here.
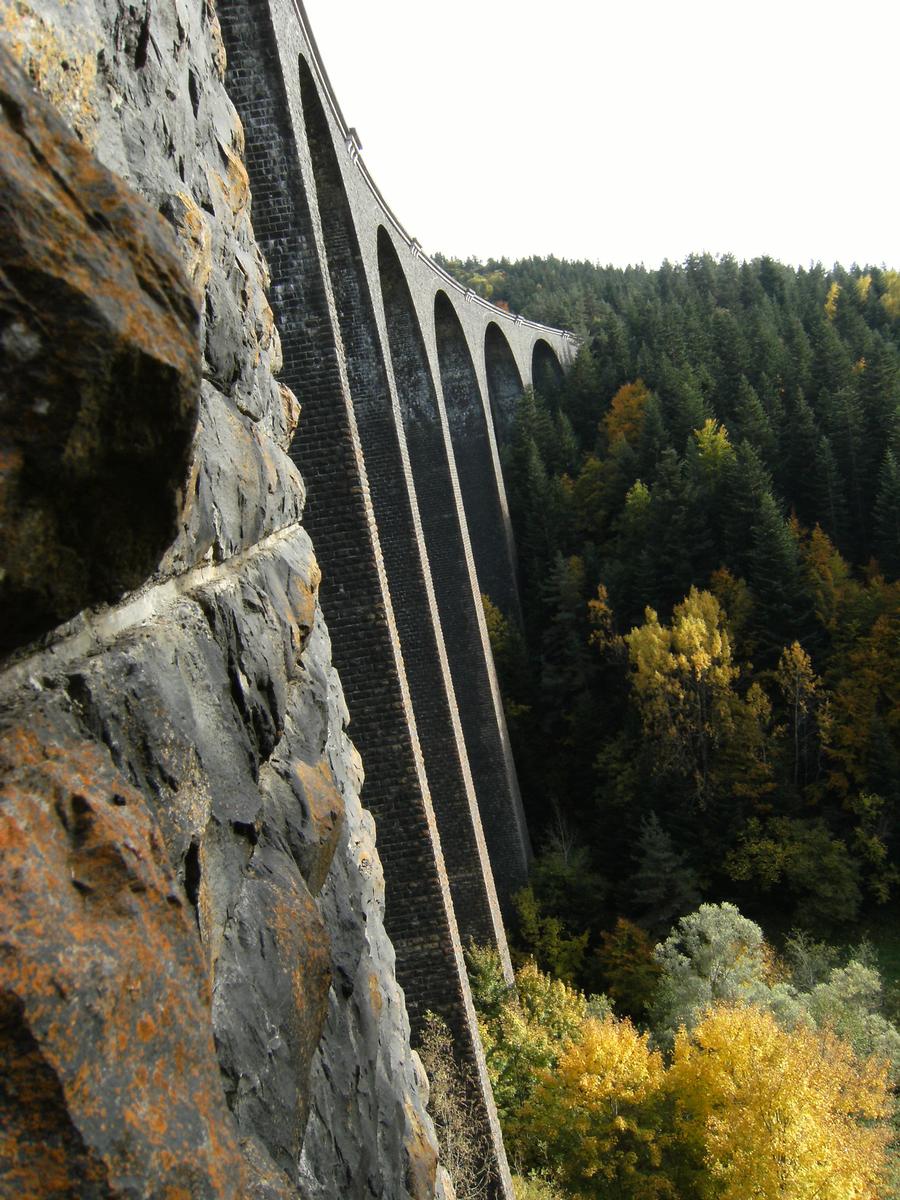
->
[819,384,867,555]
[812,435,850,549]
[553,410,579,475]
[722,441,774,575]
[783,319,814,399]
[747,493,812,663]
[559,342,601,447]
[732,376,777,467]
[873,450,900,578]
[648,449,710,611]
[666,367,713,453]
[809,316,855,401]
[857,336,900,461]
[629,813,701,937]
[779,391,822,525]
[636,392,668,477]
[610,480,657,620]
[711,307,750,419]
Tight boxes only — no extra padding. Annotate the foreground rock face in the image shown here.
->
[0,706,249,1198]
[0,44,199,652]
[0,2,444,1195]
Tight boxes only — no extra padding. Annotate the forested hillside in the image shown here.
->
[430,253,900,1197]
[439,252,900,965]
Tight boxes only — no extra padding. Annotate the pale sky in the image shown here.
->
[301,0,899,271]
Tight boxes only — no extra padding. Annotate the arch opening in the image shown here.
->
[297,54,379,406]
[376,250,532,907]
[436,297,519,622]
[377,228,515,940]
[376,229,440,427]
[532,338,564,398]
[484,321,524,447]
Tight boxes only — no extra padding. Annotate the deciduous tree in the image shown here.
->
[515,1016,672,1200]
[667,1005,892,1200]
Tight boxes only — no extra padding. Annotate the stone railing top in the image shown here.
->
[292,0,578,344]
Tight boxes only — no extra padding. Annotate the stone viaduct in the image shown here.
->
[216,1,576,1192]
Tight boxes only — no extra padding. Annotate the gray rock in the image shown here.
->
[0,0,444,1192]
[0,43,199,651]
[298,615,445,1200]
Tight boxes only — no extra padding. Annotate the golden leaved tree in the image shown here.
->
[513,1016,674,1200]
[603,380,650,448]
[476,957,597,1136]
[775,640,830,789]
[469,952,896,1200]
[667,1004,892,1200]
[624,587,773,805]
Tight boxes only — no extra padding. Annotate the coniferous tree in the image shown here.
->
[873,450,900,578]
[648,449,708,612]
[812,434,851,549]
[561,342,602,447]
[629,813,701,937]
[722,441,774,574]
[732,375,777,467]
[820,384,868,552]
[747,493,812,663]
[636,392,668,477]
[780,391,823,525]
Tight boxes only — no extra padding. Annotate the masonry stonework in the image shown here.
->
[216,1,575,1195]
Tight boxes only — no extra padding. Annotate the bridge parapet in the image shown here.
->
[290,0,577,354]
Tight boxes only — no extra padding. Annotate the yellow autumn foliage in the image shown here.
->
[881,270,900,319]
[472,955,895,1200]
[477,958,593,1130]
[824,280,841,320]
[624,588,740,798]
[603,380,650,448]
[693,418,735,473]
[668,1004,892,1200]
[514,1016,674,1200]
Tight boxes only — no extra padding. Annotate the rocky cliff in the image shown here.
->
[0,1,449,1195]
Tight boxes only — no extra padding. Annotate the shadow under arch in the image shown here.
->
[532,337,564,397]
[376,226,513,945]
[484,321,524,447]
[436,296,519,621]
[379,232,529,912]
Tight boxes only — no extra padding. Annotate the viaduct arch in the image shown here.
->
[216,1,575,1193]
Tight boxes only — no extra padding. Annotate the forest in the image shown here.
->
[427,253,900,1198]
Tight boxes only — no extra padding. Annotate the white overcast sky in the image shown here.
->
[301,0,899,271]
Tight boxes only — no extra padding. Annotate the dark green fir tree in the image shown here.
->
[629,812,701,938]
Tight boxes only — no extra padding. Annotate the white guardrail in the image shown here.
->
[292,0,578,345]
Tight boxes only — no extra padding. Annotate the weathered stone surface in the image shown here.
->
[0,0,101,142]
[0,704,249,1198]
[0,44,199,652]
[50,531,337,1174]
[298,616,446,1200]
[0,0,449,1194]
[1,0,305,580]
[1,522,441,1195]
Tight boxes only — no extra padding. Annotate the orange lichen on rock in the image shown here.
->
[0,0,100,142]
[0,704,248,1197]
[403,1098,441,1200]
[368,971,384,1018]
